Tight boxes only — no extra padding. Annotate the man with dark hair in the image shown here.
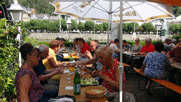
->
[109,38,120,58]
[122,40,132,51]
[34,44,63,91]
[55,37,66,47]
[163,38,171,54]
[73,40,103,85]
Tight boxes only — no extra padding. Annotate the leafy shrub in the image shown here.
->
[0,18,28,101]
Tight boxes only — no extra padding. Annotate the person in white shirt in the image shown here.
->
[109,38,120,58]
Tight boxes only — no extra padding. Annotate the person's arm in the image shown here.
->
[75,55,97,65]
[167,48,175,58]
[96,65,120,90]
[39,68,63,82]
[45,69,55,74]
[19,74,32,102]
[47,52,63,68]
[115,49,120,53]
[140,64,146,72]
[85,51,93,59]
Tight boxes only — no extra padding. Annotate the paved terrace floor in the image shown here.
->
[125,71,181,102]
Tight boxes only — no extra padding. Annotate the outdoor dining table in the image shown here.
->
[169,58,181,70]
[58,69,108,102]
[123,51,147,70]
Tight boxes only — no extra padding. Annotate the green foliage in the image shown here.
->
[141,22,155,34]
[71,19,78,31]
[0,18,28,101]
[127,22,139,33]
[19,0,55,15]
[169,24,180,34]
[84,21,94,31]
[37,41,50,46]
[102,22,108,31]
[95,24,103,31]
[171,33,181,41]
[172,6,181,17]
[78,21,84,32]
[24,37,39,46]
[61,19,67,31]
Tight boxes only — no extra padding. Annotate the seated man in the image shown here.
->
[163,38,171,54]
[140,37,155,53]
[43,40,64,81]
[34,44,63,90]
[136,38,155,69]
[109,38,120,58]
[75,40,103,85]
[122,40,132,51]
[170,38,177,48]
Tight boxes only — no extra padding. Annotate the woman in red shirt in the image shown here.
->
[95,45,126,93]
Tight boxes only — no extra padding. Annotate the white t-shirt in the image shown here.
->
[109,43,118,55]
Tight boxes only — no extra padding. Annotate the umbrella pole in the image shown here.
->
[107,15,111,44]
[107,0,112,45]
[119,0,123,102]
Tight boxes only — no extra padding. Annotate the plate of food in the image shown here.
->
[81,78,99,86]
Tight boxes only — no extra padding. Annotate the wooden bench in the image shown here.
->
[134,69,181,95]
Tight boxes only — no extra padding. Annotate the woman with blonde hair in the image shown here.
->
[95,45,126,93]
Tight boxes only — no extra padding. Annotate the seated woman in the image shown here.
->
[140,42,171,94]
[132,38,142,53]
[15,43,57,102]
[77,38,91,60]
[94,45,126,93]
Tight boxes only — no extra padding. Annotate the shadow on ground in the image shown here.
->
[125,71,181,102]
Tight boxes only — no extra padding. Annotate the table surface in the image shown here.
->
[58,71,108,102]
[123,51,147,57]
[169,58,181,70]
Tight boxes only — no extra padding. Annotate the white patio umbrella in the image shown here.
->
[169,15,181,24]
[52,0,174,44]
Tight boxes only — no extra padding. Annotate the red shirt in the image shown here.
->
[81,43,90,54]
[141,43,155,53]
[102,59,126,93]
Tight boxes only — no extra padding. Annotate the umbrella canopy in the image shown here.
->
[52,0,174,23]
[169,15,181,24]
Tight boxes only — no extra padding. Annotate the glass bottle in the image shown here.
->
[74,68,81,95]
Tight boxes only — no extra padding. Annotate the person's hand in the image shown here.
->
[54,68,63,74]
[95,70,104,78]
[124,48,128,51]
[92,70,96,76]
[137,52,142,54]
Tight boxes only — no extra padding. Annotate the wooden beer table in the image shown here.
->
[58,71,108,102]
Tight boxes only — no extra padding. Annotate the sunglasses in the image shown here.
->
[135,40,140,42]
[90,44,96,47]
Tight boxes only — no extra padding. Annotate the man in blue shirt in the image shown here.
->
[33,44,63,91]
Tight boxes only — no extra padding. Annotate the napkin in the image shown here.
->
[65,86,73,90]
[56,98,73,102]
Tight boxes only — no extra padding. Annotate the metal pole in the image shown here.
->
[107,0,112,44]
[59,14,62,37]
[119,0,123,102]
[134,22,135,33]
